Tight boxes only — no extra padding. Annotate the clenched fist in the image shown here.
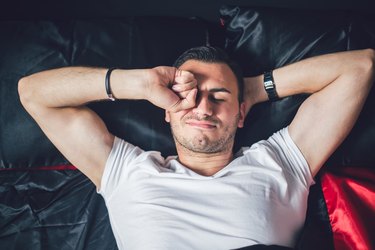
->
[145,66,197,112]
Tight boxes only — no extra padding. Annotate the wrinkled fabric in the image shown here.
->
[1,6,375,250]
[220,6,348,76]
[0,168,117,250]
[321,167,375,250]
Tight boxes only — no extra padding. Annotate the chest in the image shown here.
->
[107,173,306,248]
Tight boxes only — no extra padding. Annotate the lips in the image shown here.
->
[185,120,217,129]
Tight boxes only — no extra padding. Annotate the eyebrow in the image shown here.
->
[208,88,231,94]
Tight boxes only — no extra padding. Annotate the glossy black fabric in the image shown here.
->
[1,0,374,22]
[1,5,374,250]
[0,170,116,250]
[220,7,348,76]
[296,178,333,250]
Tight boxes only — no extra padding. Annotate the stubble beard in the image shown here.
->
[170,113,240,154]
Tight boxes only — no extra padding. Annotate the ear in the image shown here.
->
[237,102,246,128]
[165,110,171,123]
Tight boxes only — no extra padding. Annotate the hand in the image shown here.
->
[145,66,197,112]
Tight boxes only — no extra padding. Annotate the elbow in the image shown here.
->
[365,48,375,62]
[18,76,37,111]
[18,77,28,104]
[18,76,30,107]
[354,49,375,88]
[360,48,375,78]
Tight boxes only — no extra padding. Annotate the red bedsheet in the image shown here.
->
[321,167,375,250]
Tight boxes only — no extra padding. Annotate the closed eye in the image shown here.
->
[209,88,231,103]
[209,96,225,103]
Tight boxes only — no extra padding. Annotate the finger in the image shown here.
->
[169,88,197,112]
[175,69,192,78]
[174,75,196,86]
[174,70,196,84]
[181,88,198,110]
[172,79,197,92]
[175,69,183,77]
[175,89,190,99]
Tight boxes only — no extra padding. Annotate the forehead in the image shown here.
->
[178,60,238,91]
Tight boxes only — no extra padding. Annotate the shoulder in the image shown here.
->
[98,136,167,196]
[240,128,290,158]
[240,127,314,188]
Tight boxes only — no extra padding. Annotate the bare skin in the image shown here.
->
[18,49,375,188]
[244,49,375,176]
[18,67,198,187]
[165,61,245,176]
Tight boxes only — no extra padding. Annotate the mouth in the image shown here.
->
[185,120,217,130]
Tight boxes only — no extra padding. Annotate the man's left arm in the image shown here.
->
[244,49,375,177]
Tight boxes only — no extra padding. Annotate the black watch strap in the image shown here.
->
[263,70,279,102]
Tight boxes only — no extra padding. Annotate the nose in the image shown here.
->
[192,94,213,118]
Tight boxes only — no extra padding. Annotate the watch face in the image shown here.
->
[264,80,274,89]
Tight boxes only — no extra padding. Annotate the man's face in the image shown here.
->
[165,60,245,154]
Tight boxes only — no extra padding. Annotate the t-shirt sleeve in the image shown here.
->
[252,127,315,188]
[97,136,144,198]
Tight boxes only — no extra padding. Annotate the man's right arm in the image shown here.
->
[18,66,197,188]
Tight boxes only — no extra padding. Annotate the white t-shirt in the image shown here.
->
[98,127,315,250]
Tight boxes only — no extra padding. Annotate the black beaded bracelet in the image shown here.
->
[105,67,118,101]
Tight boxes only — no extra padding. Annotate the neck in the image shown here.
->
[176,145,234,176]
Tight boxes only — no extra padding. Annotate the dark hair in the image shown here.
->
[173,46,244,103]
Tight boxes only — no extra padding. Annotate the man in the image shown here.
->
[18,46,374,249]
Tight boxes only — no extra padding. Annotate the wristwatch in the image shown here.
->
[263,70,279,102]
